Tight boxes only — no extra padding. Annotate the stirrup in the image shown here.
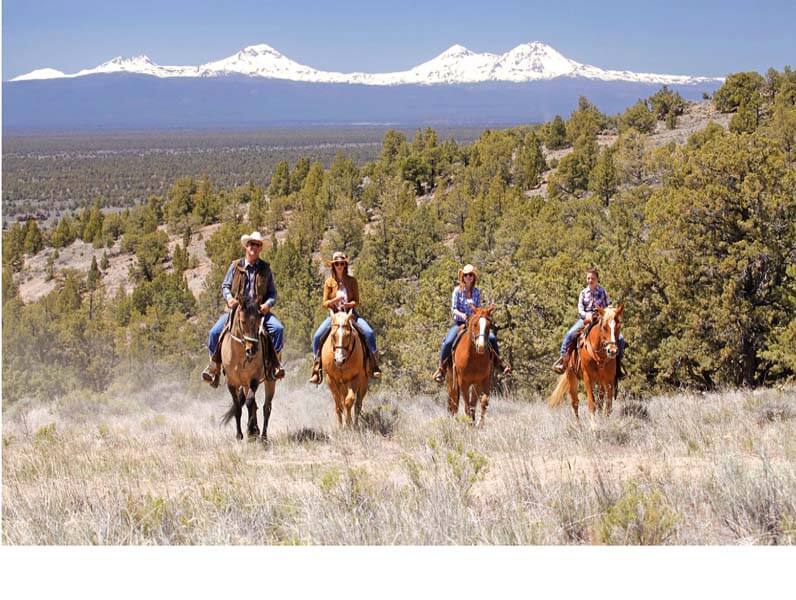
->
[432,367,446,384]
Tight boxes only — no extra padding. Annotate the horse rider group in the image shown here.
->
[202,230,625,387]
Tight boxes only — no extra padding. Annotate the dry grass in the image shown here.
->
[3,381,795,545]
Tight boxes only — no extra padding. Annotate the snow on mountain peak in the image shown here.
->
[9,41,722,86]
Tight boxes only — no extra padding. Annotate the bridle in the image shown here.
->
[229,302,262,358]
[331,316,356,362]
[585,314,620,366]
[468,312,492,353]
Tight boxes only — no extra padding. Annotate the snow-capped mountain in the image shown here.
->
[10,42,722,85]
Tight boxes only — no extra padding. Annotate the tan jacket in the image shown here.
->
[322,274,360,311]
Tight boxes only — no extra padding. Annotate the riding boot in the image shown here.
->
[432,359,448,384]
[201,354,221,388]
[371,351,382,379]
[273,351,285,380]
[309,357,322,385]
[552,355,567,375]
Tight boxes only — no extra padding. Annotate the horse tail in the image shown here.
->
[220,401,237,426]
[548,373,571,408]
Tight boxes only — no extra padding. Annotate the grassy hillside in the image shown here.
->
[3,380,794,544]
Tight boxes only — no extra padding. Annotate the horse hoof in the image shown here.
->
[236,433,243,441]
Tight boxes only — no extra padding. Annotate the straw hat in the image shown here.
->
[458,263,478,284]
[324,251,350,267]
[240,231,266,248]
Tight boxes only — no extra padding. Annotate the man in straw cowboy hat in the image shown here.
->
[201,231,285,386]
[308,251,381,384]
[432,263,511,383]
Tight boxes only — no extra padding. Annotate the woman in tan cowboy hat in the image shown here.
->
[432,263,510,383]
[309,251,380,384]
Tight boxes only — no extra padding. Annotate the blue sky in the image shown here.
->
[3,0,795,79]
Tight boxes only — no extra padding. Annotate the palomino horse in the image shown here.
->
[447,305,495,424]
[321,309,370,427]
[220,299,277,441]
[549,304,624,421]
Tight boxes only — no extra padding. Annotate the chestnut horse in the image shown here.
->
[321,309,370,427]
[549,304,624,421]
[220,299,278,441]
[447,305,495,424]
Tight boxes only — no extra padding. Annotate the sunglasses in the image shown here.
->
[248,243,263,249]
[333,262,346,266]
[463,273,475,278]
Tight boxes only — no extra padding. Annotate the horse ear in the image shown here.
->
[487,303,495,314]
[615,303,624,318]
[596,306,605,316]
[329,308,335,318]
[346,308,353,317]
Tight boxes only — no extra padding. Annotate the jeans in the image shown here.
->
[312,315,378,356]
[560,318,625,357]
[439,323,498,362]
[208,310,285,355]
[560,319,585,356]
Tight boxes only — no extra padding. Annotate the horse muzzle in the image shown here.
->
[475,337,487,354]
[605,343,618,359]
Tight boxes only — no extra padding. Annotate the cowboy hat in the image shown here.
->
[240,231,266,248]
[324,251,350,267]
[458,263,478,284]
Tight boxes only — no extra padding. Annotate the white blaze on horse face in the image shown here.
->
[608,319,616,344]
[476,316,487,352]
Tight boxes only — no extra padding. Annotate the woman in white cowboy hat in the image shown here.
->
[432,263,510,383]
[202,231,285,386]
[309,251,380,384]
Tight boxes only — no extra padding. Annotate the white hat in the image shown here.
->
[240,231,266,248]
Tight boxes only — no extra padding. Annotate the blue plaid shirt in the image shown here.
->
[578,285,610,319]
[451,286,481,324]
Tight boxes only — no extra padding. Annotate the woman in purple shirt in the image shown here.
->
[553,268,625,374]
[432,264,510,383]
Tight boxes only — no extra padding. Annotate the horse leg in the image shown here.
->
[227,385,243,441]
[582,371,597,426]
[464,384,476,423]
[353,381,364,428]
[567,371,580,421]
[343,387,356,428]
[261,381,275,443]
[245,380,260,437]
[479,389,489,427]
[446,370,460,416]
[604,380,615,417]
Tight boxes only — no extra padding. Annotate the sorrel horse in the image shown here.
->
[549,304,624,421]
[220,299,278,441]
[321,309,370,427]
[447,305,495,424]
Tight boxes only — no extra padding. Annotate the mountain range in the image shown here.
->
[10,41,721,86]
[4,42,724,130]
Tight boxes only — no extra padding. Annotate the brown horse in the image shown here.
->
[220,299,277,441]
[447,305,495,424]
[549,304,624,421]
[321,309,370,428]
